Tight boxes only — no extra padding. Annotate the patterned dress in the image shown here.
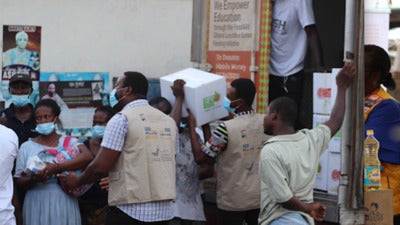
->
[14,136,82,225]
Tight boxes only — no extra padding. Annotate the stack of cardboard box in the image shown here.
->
[312,69,342,195]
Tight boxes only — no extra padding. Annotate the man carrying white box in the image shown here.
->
[187,78,268,225]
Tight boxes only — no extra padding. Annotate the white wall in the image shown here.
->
[0,0,193,79]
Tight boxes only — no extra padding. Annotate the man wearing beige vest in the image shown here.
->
[187,78,268,225]
[63,72,178,225]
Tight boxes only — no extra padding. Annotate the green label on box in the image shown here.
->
[203,92,221,110]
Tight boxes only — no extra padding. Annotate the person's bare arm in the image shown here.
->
[187,109,215,165]
[324,61,356,137]
[12,182,22,225]
[44,143,93,176]
[89,138,102,156]
[305,24,326,71]
[198,162,214,180]
[61,147,120,188]
[282,196,326,222]
[169,79,185,126]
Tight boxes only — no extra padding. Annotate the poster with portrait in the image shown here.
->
[39,72,110,137]
[1,25,41,106]
[2,25,41,80]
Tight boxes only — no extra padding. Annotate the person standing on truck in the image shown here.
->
[269,0,325,129]
[364,44,400,224]
[259,61,355,225]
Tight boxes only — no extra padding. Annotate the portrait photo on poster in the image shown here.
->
[2,25,41,81]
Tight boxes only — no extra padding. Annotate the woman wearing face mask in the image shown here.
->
[79,106,114,225]
[14,99,93,225]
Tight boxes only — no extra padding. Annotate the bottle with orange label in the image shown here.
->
[364,129,381,191]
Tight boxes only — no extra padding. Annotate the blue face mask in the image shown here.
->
[223,97,235,113]
[179,122,187,129]
[91,125,106,138]
[10,95,30,107]
[109,89,118,108]
[35,122,55,135]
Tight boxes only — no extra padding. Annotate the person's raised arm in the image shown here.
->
[187,108,215,165]
[169,79,185,126]
[324,61,356,137]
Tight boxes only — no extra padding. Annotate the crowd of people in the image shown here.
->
[0,58,359,225]
[0,2,399,224]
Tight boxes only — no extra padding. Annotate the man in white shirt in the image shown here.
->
[269,0,325,129]
[0,125,19,225]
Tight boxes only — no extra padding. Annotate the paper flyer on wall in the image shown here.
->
[39,72,110,137]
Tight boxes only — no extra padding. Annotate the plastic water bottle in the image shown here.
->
[364,129,381,191]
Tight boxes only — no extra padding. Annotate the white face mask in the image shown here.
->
[10,94,30,107]
[91,125,106,138]
[109,87,126,108]
[223,97,235,113]
[35,122,55,135]
[109,89,119,108]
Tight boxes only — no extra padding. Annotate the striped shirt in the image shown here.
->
[101,99,175,222]
[201,110,254,158]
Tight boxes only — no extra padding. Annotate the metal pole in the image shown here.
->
[339,0,365,224]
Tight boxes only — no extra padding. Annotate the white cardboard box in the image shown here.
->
[314,150,329,191]
[327,152,341,195]
[313,69,340,115]
[312,114,342,153]
[160,68,228,126]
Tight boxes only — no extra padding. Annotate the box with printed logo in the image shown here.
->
[312,114,342,153]
[365,189,393,225]
[160,68,228,126]
[313,69,341,115]
[314,150,329,191]
[327,152,341,195]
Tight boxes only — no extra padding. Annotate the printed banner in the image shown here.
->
[39,72,110,133]
[39,72,110,108]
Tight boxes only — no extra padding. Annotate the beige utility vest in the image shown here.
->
[108,105,177,206]
[216,113,266,211]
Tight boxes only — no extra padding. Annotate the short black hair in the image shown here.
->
[95,106,115,121]
[122,71,148,96]
[269,96,297,126]
[34,99,61,117]
[365,44,396,90]
[231,78,256,106]
[149,96,172,115]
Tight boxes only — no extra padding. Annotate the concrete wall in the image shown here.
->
[0,0,193,79]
